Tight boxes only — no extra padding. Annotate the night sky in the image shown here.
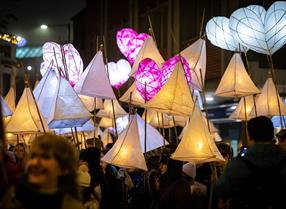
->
[2,0,85,46]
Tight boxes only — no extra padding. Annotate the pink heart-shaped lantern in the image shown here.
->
[135,55,191,101]
[41,42,83,87]
[106,59,131,89]
[116,28,150,64]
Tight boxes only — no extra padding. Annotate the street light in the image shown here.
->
[40,23,71,43]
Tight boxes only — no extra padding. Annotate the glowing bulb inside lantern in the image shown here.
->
[197,142,203,151]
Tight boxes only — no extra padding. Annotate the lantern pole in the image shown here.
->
[102,38,119,139]
[243,96,249,146]
[268,55,285,129]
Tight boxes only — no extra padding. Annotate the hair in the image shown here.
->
[247,116,274,142]
[31,134,80,199]
[216,142,233,160]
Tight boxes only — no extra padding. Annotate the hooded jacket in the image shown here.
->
[216,143,286,209]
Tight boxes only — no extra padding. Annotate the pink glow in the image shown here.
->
[135,55,192,101]
[116,28,150,64]
[41,42,83,87]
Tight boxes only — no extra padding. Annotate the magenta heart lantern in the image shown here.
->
[135,55,191,101]
[116,28,150,64]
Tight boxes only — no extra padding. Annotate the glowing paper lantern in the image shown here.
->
[206,16,247,52]
[106,59,131,89]
[102,129,113,148]
[180,39,206,91]
[172,106,225,163]
[116,28,150,64]
[142,110,173,128]
[1,95,12,117]
[54,119,96,135]
[74,51,116,99]
[215,53,260,97]
[79,95,104,111]
[101,114,168,171]
[6,88,50,133]
[229,95,256,121]
[145,61,194,116]
[229,2,286,55]
[96,99,128,119]
[135,55,191,101]
[4,87,16,112]
[130,36,164,76]
[41,42,83,86]
[119,82,145,106]
[249,78,286,117]
[33,69,92,129]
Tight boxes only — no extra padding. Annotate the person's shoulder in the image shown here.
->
[61,194,84,209]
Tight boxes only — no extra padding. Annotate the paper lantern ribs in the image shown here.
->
[172,106,224,163]
[5,88,50,134]
[229,1,286,55]
[33,69,92,129]
[215,53,260,97]
[101,114,168,171]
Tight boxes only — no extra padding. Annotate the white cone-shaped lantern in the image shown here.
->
[4,87,16,113]
[215,53,260,97]
[130,37,164,76]
[34,70,92,129]
[74,51,116,99]
[146,61,194,116]
[142,110,173,128]
[1,95,12,117]
[250,78,286,117]
[6,88,49,134]
[54,119,96,135]
[102,114,168,171]
[180,38,206,91]
[229,95,256,121]
[79,95,104,111]
[119,82,145,106]
[96,99,128,118]
[172,106,224,163]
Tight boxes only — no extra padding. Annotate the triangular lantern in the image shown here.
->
[54,119,96,135]
[172,106,224,163]
[101,114,168,171]
[119,82,145,106]
[142,109,173,128]
[229,95,256,121]
[249,78,286,117]
[99,117,114,128]
[5,88,49,134]
[33,70,92,129]
[180,38,206,91]
[1,95,12,117]
[215,53,260,97]
[79,95,104,111]
[130,37,164,76]
[145,61,194,116]
[74,50,116,99]
[4,87,16,112]
[96,99,128,118]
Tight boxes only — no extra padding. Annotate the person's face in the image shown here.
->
[159,163,168,174]
[26,146,63,193]
[15,145,25,160]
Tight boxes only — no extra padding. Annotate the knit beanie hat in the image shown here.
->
[183,162,196,179]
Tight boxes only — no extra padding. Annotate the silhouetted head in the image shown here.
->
[247,116,274,142]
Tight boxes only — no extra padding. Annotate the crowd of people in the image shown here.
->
[1,115,286,209]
